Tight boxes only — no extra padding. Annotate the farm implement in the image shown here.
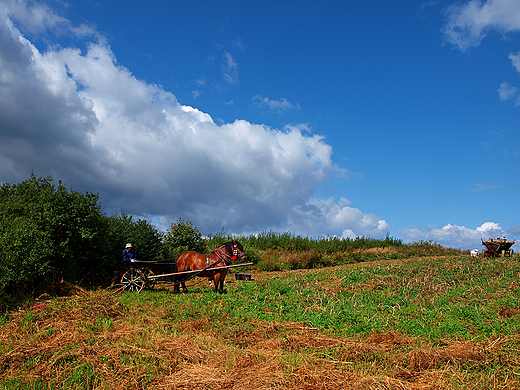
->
[481,237,515,258]
[120,259,253,293]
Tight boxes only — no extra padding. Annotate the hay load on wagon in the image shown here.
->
[481,237,515,258]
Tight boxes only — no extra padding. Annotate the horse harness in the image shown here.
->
[206,242,240,268]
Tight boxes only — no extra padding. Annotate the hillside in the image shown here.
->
[1,254,519,389]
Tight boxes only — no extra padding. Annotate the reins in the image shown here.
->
[173,242,242,287]
[213,245,233,265]
[116,240,247,294]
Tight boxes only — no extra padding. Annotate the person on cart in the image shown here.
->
[122,243,136,272]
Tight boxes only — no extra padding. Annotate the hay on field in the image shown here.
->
[407,341,484,372]
[1,284,519,390]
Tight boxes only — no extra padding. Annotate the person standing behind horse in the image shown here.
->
[122,243,136,272]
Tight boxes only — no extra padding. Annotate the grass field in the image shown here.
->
[1,254,519,389]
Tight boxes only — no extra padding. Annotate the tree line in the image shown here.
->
[1,174,457,309]
[0,174,206,307]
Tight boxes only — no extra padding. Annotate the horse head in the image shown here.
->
[218,240,246,263]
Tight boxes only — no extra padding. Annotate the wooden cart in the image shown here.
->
[481,238,515,258]
[120,260,253,292]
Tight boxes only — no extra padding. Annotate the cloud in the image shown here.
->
[3,0,96,37]
[194,78,206,86]
[497,81,518,101]
[472,182,505,191]
[443,2,520,108]
[509,51,520,73]
[421,1,440,10]
[285,197,389,239]
[222,52,238,85]
[252,95,301,113]
[442,0,520,52]
[398,222,519,249]
[0,0,389,240]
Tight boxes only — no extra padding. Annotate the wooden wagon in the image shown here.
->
[120,259,253,292]
[481,238,515,258]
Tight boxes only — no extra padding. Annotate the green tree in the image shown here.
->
[163,218,206,259]
[0,174,169,309]
[105,212,164,265]
[0,174,105,289]
[46,180,106,278]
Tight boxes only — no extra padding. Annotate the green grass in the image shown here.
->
[1,254,519,389]
[139,255,520,342]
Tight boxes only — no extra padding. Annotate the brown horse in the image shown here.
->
[174,240,246,294]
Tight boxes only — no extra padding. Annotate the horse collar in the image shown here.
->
[214,245,233,265]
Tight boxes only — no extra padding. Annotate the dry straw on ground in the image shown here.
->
[3,254,520,389]
[1,285,518,390]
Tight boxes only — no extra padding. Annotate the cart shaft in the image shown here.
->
[147,262,253,279]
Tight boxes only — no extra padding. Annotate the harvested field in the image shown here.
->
[1,255,519,389]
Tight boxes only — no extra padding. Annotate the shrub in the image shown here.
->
[244,248,261,265]
[163,218,207,260]
[256,249,323,271]
[0,175,165,306]
[104,212,164,266]
[0,174,105,286]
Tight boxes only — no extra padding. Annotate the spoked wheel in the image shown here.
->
[121,268,146,292]
[142,268,156,289]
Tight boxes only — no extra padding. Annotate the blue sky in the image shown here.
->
[1,0,519,249]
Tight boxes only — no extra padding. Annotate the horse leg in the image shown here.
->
[218,276,224,294]
[173,262,180,294]
[175,274,188,293]
[212,273,220,294]
[216,272,226,294]
[173,262,188,294]
[221,275,227,293]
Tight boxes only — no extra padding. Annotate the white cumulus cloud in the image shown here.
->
[442,0,520,52]
[398,222,515,249]
[0,0,390,239]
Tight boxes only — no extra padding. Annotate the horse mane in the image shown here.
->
[223,240,243,252]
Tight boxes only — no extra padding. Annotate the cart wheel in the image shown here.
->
[121,269,146,292]
[501,249,506,258]
[142,268,156,289]
[481,249,486,258]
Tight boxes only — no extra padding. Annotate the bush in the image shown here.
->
[0,217,53,288]
[0,175,165,307]
[104,212,164,266]
[0,175,105,286]
[244,248,261,265]
[256,249,323,271]
[163,218,207,260]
